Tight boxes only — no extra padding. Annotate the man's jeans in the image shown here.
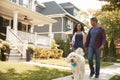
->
[88,47,101,76]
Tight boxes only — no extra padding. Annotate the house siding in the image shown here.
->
[34,25,49,32]
[52,17,62,32]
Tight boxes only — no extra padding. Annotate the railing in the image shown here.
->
[17,31,51,47]
[6,27,25,55]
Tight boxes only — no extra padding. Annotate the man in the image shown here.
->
[85,17,106,78]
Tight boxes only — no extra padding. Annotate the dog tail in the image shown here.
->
[75,48,84,56]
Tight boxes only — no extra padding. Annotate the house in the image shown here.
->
[0,0,56,58]
[33,1,84,40]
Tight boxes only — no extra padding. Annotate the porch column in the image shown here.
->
[13,11,18,34]
[48,24,53,48]
[6,26,11,41]
[30,25,34,33]
[16,0,19,5]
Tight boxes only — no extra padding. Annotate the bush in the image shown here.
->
[63,38,70,57]
[51,39,58,49]
[109,38,116,57]
[102,56,116,62]
[103,40,109,57]
[34,48,63,59]
[55,38,65,50]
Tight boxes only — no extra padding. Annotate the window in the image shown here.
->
[67,19,73,29]
[3,19,9,27]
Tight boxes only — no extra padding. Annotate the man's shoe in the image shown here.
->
[95,75,99,78]
[89,73,94,77]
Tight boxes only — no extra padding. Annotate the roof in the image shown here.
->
[0,0,56,25]
[59,2,80,11]
[40,1,66,15]
[38,1,84,25]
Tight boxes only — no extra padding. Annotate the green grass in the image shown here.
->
[0,61,71,80]
[109,75,120,80]
[101,62,113,67]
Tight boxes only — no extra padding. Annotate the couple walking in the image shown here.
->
[71,17,106,78]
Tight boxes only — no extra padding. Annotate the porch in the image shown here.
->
[0,0,56,59]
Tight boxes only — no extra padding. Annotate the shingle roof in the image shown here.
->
[59,2,73,7]
[59,2,80,11]
[41,1,66,15]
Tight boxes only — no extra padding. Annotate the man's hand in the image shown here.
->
[99,45,104,51]
[85,47,88,53]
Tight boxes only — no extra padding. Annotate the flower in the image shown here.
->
[27,44,35,51]
[2,41,10,48]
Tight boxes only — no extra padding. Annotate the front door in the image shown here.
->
[0,16,9,40]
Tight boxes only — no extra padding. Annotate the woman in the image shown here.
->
[71,23,86,50]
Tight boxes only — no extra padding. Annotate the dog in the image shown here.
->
[66,48,85,80]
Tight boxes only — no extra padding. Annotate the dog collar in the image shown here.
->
[71,63,77,67]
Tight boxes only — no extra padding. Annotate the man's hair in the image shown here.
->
[90,17,98,23]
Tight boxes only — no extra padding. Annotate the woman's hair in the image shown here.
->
[73,23,84,35]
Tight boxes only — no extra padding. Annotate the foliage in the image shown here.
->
[102,56,116,62]
[109,75,120,80]
[63,38,70,57]
[51,39,58,49]
[103,40,109,57]
[27,44,35,51]
[109,38,116,57]
[2,41,10,48]
[0,62,71,80]
[34,48,63,59]
[99,0,120,11]
[98,10,120,40]
[55,38,65,51]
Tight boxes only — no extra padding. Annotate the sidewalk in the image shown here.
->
[25,62,120,80]
[53,63,120,80]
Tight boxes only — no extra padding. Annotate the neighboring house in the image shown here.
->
[34,1,84,40]
[0,0,56,58]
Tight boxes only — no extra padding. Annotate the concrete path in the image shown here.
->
[25,62,120,80]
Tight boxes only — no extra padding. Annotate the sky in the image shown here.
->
[38,0,105,12]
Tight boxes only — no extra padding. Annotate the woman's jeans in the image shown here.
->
[88,47,101,76]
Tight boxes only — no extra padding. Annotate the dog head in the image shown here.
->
[75,48,84,56]
[66,52,79,64]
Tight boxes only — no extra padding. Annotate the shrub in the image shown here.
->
[63,38,70,57]
[27,44,35,51]
[55,38,65,51]
[102,56,116,62]
[33,48,63,59]
[51,39,58,49]
[109,38,116,57]
[103,40,109,57]
[2,41,10,49]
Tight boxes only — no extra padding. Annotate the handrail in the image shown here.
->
[9,29,23,43]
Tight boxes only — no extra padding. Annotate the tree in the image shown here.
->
[99,0,120,11]
[98,10,120,40]
[109,38,116,57]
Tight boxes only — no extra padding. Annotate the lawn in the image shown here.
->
[0,61,71,80]
[33,58,113,67]
[109,75,120,80]
[33,58,70,67]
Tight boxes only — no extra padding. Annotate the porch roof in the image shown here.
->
[0,0,56,25]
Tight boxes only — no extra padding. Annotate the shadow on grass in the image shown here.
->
[0,66,71,80]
